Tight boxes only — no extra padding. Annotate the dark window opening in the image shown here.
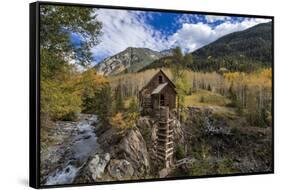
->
[159,75,163,84]
[160,94,165,106]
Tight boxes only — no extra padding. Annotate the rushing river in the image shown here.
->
[45,115,100,185]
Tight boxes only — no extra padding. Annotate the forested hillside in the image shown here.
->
[192,21,272,72]
[140,22,272,72]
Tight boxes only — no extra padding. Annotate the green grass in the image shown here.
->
[185,90,231,107]
[184,90,237,119]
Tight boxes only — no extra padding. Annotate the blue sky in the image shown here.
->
[145,12,182,35]
[84,9,271,65]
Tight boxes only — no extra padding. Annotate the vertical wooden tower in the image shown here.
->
[156,107,174,168]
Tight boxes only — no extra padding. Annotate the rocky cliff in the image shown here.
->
[94,47,164,75]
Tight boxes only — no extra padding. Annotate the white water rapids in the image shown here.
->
[45,115,100,185]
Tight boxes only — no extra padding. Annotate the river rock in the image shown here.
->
[83,134,92,139]
[73,153,111,183]
[158,168,171,178]
[107,159,134,180]
[88,153,111,180]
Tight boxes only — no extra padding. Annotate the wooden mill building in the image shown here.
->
[139,69,177,115]
[139,70,177,168]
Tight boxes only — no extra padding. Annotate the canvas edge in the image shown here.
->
[29,2,40,189]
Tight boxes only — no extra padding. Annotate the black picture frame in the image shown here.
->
[30,1,274,189]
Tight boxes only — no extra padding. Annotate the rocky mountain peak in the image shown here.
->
[94,47,165,75]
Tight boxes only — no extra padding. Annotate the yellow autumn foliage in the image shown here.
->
[110,112,127,129]
[110,111,139,130]
[223,72,243,81]
[223,68,272,88]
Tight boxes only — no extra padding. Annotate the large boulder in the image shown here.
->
[95,123,151,178]
[74,153,110,183]
[107,159,134,180]
[88,153,111,180]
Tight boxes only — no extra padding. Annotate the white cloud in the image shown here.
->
[92,9,170,63]
[169,18,271,52]
[92,9,271,64]
[205,15,231,23]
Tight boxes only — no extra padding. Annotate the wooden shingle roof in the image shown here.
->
[140,69,176,93]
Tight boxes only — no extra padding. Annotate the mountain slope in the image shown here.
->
[140,22,272,72]
[95,47,164,75]
[191,21,272,71]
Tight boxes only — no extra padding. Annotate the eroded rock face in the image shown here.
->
[117,127,150,176]
[95,124,151,179]
[136,117,157,154]
[107,159,134,180]
[135,116,159,173]
[96,125,122,155]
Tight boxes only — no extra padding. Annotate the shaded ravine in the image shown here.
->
[45,115,101,185]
